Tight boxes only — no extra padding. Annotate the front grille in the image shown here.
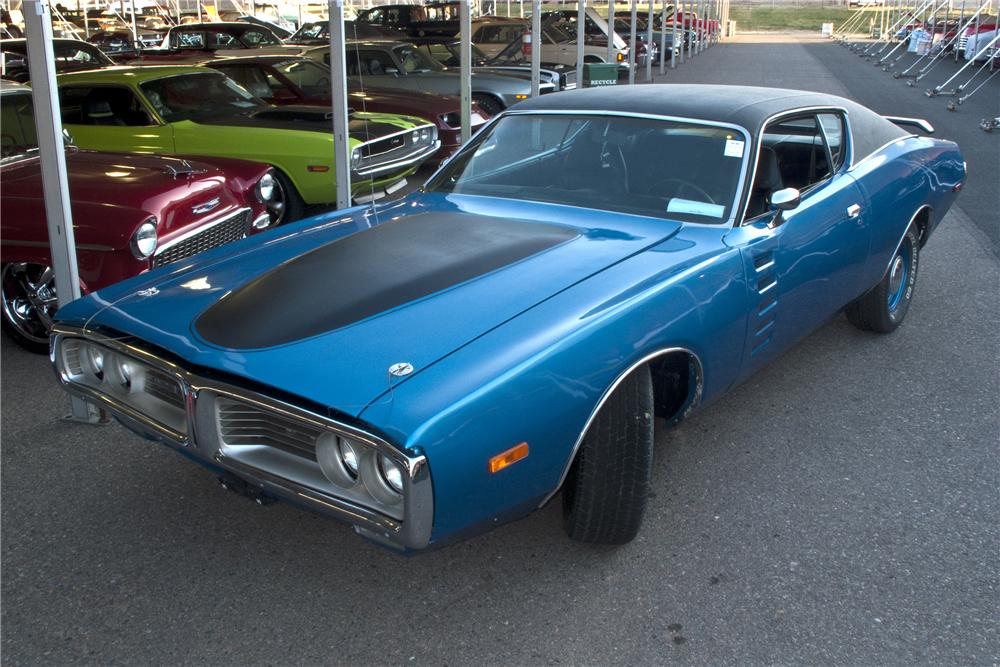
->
[958,35,968,49]
[356,126,435,173]
[145,370,184,408]
[153,209,250,268]
[217,397,321,460]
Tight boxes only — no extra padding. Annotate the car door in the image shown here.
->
[58,84,174,155]
[726,111,870,378]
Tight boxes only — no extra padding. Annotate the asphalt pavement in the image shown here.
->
[2,35,998,666]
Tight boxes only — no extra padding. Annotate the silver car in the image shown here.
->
[298,39,556,116]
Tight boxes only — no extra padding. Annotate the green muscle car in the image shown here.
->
[55,66,440,222]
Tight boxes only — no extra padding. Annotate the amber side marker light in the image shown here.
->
[489,442,529,473]
[307,165,330,172]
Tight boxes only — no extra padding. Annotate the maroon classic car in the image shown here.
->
[206,55,490,162]
[0,82,277,352]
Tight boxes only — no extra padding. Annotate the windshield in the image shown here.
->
[427,114,747,224]
[274,59,331,96]
[392,43,444,72]
[140,72,265,122]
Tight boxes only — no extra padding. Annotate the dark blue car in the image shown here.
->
[51,85,965,551]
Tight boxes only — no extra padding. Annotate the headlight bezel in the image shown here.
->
[130,218,158,260]
[255,171,275,202]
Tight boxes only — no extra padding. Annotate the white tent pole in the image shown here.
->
[460,0,471,141]
[627,0,636,83]
[576,0,586,86]
[327,0,352,210]
[24,0,98,423]
[645,0,652,80]
[530,0,541,96]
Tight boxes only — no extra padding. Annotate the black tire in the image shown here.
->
[846,223,920,333]
[562,365,654,545]
[1,262,58,354]
[472,93,504,117]
[271,169,305,225]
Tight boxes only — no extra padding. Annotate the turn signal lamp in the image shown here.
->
[489,442,529,474]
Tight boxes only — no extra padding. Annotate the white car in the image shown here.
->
[963,28,999,61]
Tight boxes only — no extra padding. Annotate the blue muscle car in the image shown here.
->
[50,85,965,552]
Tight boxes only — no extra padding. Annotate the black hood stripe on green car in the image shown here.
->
[194,212,578,350]
[200,106,426,141]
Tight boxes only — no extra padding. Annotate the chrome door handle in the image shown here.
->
[847,204,862,218]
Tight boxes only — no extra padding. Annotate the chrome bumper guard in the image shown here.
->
[50,325,434,550]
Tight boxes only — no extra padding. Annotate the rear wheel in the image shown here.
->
[562,366,654,545]
[1,263,59,353]
[846,224,920,333]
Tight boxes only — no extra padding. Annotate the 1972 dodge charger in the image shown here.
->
[50,85,965,552]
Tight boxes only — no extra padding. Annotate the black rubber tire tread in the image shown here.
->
[272,168,305,225]
[562,365,654,545]
[846,224,920,334]
[471,93,504,117]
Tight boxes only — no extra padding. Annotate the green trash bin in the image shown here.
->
[583,63,619,88]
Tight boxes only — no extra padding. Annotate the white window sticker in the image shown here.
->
[724,139,745,158]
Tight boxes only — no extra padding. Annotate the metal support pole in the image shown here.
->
[460,0,472,139]
[576,0,586,86]
[671,1,678,65]
[130,0,139,45]
[645,0,652,80]
[682,0,689,62]
[955,0,967,60]
[531,0,541,95]
[24,0,99,423]
[627,0,636,83]
[608,0,615,64]
[327,0,351,210]
[661,0,670,72]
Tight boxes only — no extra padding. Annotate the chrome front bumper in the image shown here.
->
[50,325,434,551]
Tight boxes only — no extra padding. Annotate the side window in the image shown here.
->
[59,86,154,127]
[817,113,845,171]
[355,49,396,75]
[0,93,38,159]
[746,114,832,219]
[241,29,276,46]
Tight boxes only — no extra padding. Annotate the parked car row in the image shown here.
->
[0,4,674,350]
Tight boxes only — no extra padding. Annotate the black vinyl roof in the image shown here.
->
[516,84,909,164]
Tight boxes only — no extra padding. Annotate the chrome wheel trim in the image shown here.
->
[1,263,58,344]
[887,244,910,312]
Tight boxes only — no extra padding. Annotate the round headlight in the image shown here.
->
[130,220,157,260]
[256,172,275,202]
[115,359,133,391]
[339,439,360,479]
[84,345,104,380]
[420,128,431,143]
[411,129,419,143]
[378,455,404,495]
[351,147,361,167]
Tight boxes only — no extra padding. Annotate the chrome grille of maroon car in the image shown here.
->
[217,397,320,460]
[153,208,251,269]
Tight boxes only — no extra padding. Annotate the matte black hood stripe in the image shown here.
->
[202,108,420,141]
[195,213,577,350]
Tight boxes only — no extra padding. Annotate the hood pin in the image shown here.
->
[388,362,414,377]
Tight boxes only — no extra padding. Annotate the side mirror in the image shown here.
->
[62,128,75,147]
[384,67,399,75]
[770,187,801,211]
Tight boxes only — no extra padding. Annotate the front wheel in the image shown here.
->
[1,263,59,353]
[270,169,304,225]
[562,365,654,545]
[846,224,920,333]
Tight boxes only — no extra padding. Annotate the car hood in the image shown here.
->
[70,193,682,417]
[200,105,428,140]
